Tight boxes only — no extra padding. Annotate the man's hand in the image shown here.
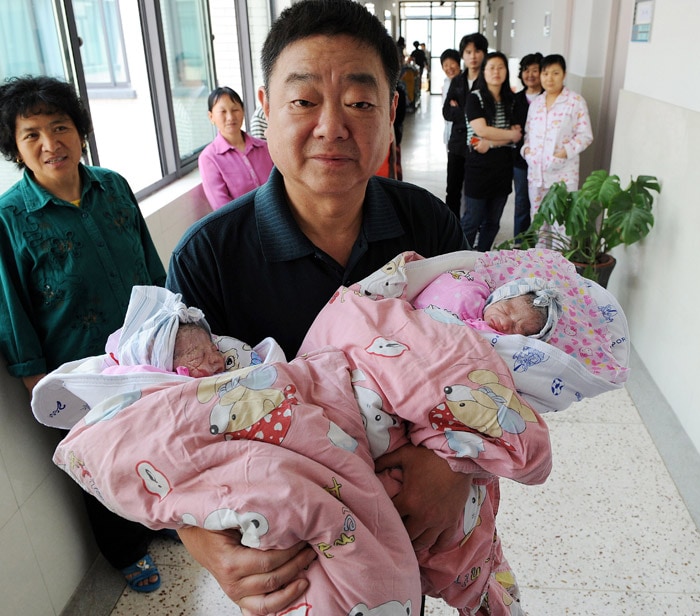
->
[177,526,316,615]
[375,444,472,553]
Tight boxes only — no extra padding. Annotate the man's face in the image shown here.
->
[462,43,485,74]
[260,34,397,207]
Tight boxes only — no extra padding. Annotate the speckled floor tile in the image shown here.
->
[109,537,242,615]
[423,596,457,614]
[497,388,700,613]
[543,385,642,425]
[511,588,700,616]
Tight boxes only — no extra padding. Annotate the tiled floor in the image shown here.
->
[72,93,700,616]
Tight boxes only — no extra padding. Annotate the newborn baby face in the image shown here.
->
[483,295,542,336]
[173,325,225,377]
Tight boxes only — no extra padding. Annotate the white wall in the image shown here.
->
[623,0,700,112]
[609,4,700,454]
[0,369,97,616]
[610,94,699,447]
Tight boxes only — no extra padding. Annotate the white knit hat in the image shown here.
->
[484,277,562,340]
[116,286,212,371]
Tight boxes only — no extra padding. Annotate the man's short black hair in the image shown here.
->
[261,0,400,98]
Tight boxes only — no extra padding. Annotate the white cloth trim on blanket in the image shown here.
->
[31,336,286,429]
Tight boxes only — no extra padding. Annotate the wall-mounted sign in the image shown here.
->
[632,0,654,42]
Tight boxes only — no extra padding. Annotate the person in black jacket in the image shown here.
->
[442,32,488,220]
[409,40,428,83]
[462,51,522,251]
[512,52,543,238]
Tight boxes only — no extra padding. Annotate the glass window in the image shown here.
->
[402,3,432,19]
[0,0,71,193]
[245,0,272,109]
[0,0,247,198]
[74,0,129,87]
[399,2,480,95]
[455,18,480,38]
[79,1,163,192]
[455,4,479,19]
[0,0,66,78]
[210,2,242,94]
[161,0,216,159]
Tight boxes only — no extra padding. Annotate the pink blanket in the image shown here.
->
[55,285,550,614]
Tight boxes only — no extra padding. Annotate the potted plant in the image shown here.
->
[500,170,661,286]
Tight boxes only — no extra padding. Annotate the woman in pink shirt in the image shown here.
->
[199,87,274,209]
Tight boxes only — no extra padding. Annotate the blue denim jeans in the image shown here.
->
[461,194,509,251]
[513,165,531,237]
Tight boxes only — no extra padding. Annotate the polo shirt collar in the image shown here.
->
[212,131,261,156]
[256,169,405,263]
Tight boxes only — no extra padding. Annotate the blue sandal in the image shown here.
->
[121,554,161,593]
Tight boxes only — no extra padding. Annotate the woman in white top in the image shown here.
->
[522,54,593,221]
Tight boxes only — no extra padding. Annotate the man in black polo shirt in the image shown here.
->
[167,0,470,613]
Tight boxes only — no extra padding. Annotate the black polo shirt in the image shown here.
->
[168,168,468,358]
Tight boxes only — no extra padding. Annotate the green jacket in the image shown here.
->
[0,164,166,377]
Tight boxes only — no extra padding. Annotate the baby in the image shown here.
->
[172,322,225,377]
[105,286,260,377]
[414,272,561,339]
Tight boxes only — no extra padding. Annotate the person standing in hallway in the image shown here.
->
[0,75,167,593]
[439,48,461,153]
[522,54,593,227]
[199,87,274,209]
[512,52,543,238]
[409,40,428,86]
[462,51,521,251]
[167,1,471,613]
[442,32,488,220]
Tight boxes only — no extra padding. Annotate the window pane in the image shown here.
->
[161,0,216,158]
[455,3,479,19]
[0,0,68,194]
[74,0,129,86]
[402,3,432,19]
[79,1,163,192]
[455,19,480,39]
[210,0,242,93]
[431,5,454,19]
[246,0,271,97]
[0,0,65,78]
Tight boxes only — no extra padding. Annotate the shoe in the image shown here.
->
[121,553,161,593]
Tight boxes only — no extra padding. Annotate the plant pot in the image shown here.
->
[573,253,617,288]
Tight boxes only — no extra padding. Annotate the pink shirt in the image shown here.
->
[199,132,274,209]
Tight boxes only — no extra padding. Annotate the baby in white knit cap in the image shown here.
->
[414,274,562,340]
[107,286,261,377]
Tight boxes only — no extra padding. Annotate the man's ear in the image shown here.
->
[258,86,269,119]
